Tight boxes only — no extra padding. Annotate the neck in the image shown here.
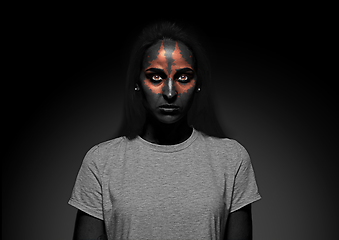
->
[140,114,193,145]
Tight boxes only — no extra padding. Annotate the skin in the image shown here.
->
[72,210,107,240]
[138,39,197,144]
[225,204,253,240]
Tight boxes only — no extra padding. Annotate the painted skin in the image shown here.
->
[139,39,197,124]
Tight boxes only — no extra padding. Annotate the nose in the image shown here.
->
[162,77,177,100]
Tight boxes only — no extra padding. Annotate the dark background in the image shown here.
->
[3,5,337,240]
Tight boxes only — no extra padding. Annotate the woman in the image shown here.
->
[69,22,261,240]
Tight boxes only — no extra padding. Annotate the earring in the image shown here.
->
[134,85,140,91]
[197,87,201,92]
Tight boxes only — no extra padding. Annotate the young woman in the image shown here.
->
[69,22,261,240]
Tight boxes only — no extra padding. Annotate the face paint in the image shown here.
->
[140,40,197,124]
[143,41,168,95]
[142,40,196,97]
[171,42,196,96]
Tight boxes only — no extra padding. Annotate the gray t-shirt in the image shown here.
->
[68,128,261,240]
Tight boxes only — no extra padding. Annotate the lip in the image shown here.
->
[159,104,180,112]
[159,104,179,108]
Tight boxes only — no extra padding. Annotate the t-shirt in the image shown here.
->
[68,128,261,240]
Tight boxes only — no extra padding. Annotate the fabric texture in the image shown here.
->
[68,128,261,240]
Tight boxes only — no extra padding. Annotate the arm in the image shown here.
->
[225,204,253,240]
[73,210,107,240]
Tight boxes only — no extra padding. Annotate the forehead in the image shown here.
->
[143,39,194,68]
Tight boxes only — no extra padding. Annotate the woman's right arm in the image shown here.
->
[73,210,107,240]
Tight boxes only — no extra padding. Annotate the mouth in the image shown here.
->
[159,104,180,113]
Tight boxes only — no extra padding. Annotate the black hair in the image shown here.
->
[120,21,226,139]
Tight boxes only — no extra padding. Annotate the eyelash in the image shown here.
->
[178,74,190,82]
[148,74,192,83]
[151,75,163,81]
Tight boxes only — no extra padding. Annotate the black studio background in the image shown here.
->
[3,5,337,240]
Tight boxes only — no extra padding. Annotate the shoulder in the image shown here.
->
[92,136,126,154]
[197,131,247,155]
[196,131,250,166]
[82,136,127,167]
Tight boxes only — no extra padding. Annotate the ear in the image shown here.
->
[196,81,201,92]
[135,83,140,91]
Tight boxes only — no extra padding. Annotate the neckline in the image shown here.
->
[136,128,198,153]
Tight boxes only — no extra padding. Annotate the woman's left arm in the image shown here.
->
[225,204,253,240]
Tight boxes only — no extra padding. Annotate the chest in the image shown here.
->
[106,151,226,219]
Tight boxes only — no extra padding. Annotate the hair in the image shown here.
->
[120,21,226,139]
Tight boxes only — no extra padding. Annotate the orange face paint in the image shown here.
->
[143,41,168,95]
[171,42,195,96]
[142,40,196,97]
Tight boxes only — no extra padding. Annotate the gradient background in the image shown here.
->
[3,7,336,240]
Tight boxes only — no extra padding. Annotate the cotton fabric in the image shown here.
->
[68,129,261,240]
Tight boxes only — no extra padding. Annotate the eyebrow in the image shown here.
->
[175,68,194,74]
[145,68,165,73]
[145,67,194,73]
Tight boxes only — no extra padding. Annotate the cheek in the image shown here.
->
[143,79,164,95]
[175,79,196,97]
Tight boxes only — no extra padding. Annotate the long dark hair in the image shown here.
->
[120,21,226,139]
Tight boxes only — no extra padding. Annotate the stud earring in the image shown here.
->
[134,85,140,91]
[197,87,201,92]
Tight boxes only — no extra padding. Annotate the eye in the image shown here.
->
[151,75,162,81]
[178,74,189,82]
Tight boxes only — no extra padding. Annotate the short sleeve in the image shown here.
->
[68,145,104,220]
[229,142,261,212]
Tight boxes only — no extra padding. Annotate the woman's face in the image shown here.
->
[140,39,197,124]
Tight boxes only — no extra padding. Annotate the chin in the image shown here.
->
[156,114,183,125]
